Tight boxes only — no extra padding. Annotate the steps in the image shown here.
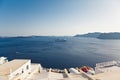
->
[49,72,64,79]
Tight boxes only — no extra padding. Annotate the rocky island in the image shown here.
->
[75,32,120,39]
[97,32,120,39]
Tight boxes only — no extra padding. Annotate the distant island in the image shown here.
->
[74,32,101,38]
[74,32,120,39]
[97,32,120,39]
[1,32,120,40]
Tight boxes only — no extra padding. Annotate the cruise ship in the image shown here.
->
[0,57,120,80]
[55,38,67,42]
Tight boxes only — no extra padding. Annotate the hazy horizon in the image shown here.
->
[0,0,120,36]
[0,32,120,37]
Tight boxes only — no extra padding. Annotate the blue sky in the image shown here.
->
[0,0,120,36]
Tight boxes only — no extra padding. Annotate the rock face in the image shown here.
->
[74,32,101,38]
[97,32,120,39]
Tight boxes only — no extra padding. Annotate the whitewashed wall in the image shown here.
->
[9,60,31,80]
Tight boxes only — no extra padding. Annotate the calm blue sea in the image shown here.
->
[0,36,120,69]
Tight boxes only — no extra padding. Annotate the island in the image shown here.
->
[97,32,120,39]
[74,32,120,39]
[74,32,101,38]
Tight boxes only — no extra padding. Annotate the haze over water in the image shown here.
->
[0,37,120,69]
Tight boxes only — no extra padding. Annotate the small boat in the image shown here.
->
[55,38,67,42]
[15,52,19,54]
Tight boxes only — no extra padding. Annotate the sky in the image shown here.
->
[0,0,120,36]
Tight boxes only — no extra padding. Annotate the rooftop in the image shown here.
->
[0,59,30,76]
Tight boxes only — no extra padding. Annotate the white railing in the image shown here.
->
[96,61,117,68]
[95,60,120,74]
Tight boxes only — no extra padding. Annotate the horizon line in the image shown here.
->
[0,32,120,37]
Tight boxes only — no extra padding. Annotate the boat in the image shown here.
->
[55,38,67,42]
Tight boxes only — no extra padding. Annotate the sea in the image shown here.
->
[0,36,120,69]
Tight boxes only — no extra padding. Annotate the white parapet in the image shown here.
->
[95,61,119,74]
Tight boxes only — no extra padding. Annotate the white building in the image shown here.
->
[0,59,31,80]
[0,57,8,65]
